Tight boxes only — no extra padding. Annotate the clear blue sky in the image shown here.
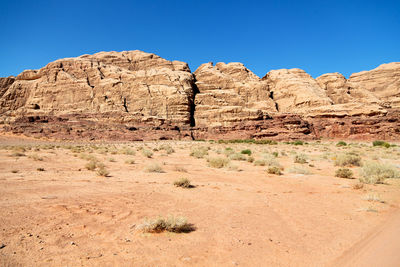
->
[1,0,399,78]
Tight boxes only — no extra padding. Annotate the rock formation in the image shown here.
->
[0,50,399,141]
[193,62,276,127]
[0,51,195,126]
[262,68,333,113]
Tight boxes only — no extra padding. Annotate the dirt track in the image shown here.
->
[334,209,400,267]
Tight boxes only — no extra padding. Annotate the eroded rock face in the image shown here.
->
[0,50,399,141]
[0,50,195,126]
[262,68,333,112]
[316,73,382,106]
[193,62,276,127]
[347,62,400,108]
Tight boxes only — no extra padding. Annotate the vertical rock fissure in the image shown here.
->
[123,97,129,112]
[189,75,200,127]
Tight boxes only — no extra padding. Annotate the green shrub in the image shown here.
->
[293,140,304,146]
[335,168,354,179]
[217,139,277,145]
[373,140,386,147]
[359,161,400,184]
[335,153,361,167]
[173,178,192,188]
[272,152,279,157]
[336,141,347,147]
[241,149,252,156]
[207,157,230,168]
[267,166,282,175]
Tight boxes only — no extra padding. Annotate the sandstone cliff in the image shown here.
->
[0,51,195,126]
[193,62,276,127]
[0,50,399,141]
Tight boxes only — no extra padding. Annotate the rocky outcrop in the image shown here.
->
[0,50,195,126]
[193,62,276,127]
[262,68,333,113]
[0,51,399,141]
[346,62,400,108]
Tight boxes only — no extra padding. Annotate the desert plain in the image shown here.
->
[0,134,399,266]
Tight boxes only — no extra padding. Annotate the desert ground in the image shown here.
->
[0,135,399,266]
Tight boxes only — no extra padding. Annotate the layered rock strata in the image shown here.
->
[1,50,399,141]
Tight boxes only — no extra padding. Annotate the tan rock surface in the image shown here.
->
[0,50,399,140]
[263,68,333,112]
[193,62,276,127]
[346,62,400,108]
[0,50,195,126]
[316,73,382,105]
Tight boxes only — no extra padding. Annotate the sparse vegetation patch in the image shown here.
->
[173,178,193,188]
[137,215,195,233]
[359,161,400,184]
[207,157,230,168]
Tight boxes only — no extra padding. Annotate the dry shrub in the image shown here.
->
[267,166,282,175]
[137,215,195,233]
[29,154,43,161]
[173,166,188,173]
[121,147,136,155]
[227,162,241,171]
[85,160,97,171]
[362,193,385,203]
[145,163,164,173]
[173,178,193,188]
[335,168,354,179]
[207,157,230,168]
[96,166,110,177]
[229,153,247,161]
[190,146,209,158]
[10,152,25,157]
[352,182,364,190]
[359,161,400,184]
[125,159,135,164]
[335,153,361,167]
[159,144,175,154]
[294,154,307,164]
[142,149,154,158]
[288,166,312,175]
[254,159,266,166]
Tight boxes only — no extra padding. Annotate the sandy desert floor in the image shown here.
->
[0,135,399,266]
